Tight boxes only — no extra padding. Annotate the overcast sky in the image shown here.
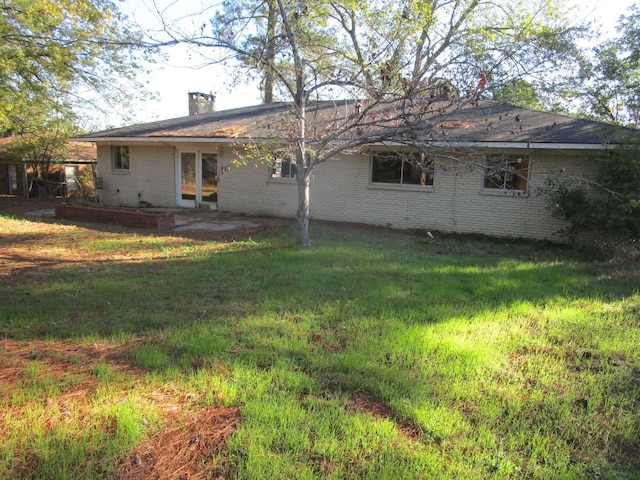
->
[110,0,637,127]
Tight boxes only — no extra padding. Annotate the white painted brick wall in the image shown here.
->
[217,147,298,217]
[218,146,596,242]
[96,144,176,207]
[98,142,597,242]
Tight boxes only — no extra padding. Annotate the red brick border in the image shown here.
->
[55,204,175,231]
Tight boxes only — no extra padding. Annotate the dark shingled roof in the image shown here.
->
[78,99,635,146]
[81,102,293,140]
[0,138,96,162]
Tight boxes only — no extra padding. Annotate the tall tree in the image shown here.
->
[263,0,278,103]
[492,79,543,110]
[0,0,148,132]
[579,5,640,127]
[538,4,640,249]
[175,0,585,245]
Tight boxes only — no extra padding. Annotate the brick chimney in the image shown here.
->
[188,92,216,116]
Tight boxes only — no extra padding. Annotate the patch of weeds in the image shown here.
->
[92,362,121,383]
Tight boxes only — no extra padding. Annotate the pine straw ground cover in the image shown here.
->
[0,339,419,479]
[0,339,241,479]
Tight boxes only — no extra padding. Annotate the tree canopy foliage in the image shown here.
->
[1,0,150,198]
[492,79,542,110]
[579,4,640,127]
[0,0,147,132]
[538,4,640,249]
[205,0,584,104]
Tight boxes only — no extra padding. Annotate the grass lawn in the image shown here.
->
[1,212,639,479]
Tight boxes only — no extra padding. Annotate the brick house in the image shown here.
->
[74,97,632,241]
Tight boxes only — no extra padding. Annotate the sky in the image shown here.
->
[110,0,638,127]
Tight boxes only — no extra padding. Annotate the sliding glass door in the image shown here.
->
[178,151,218,208]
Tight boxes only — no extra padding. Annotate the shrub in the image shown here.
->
[540,143,640,256]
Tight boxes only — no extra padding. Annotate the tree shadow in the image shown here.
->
[2,224,639,477]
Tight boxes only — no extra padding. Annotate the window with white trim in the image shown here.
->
[483,154,529,191]
[270,156,297,179]
[371,151,434,186]
[111,146,130,171]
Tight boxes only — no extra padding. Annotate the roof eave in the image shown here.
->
[72,136,614,151]
[70,136,244,144]
[374,141,613,150]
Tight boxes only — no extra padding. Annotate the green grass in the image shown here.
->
[1,215,639,479]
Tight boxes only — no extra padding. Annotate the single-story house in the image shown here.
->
[74,96,633,241]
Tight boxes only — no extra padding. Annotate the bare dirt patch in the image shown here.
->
[0,339,141,387]
[0,195,66,216]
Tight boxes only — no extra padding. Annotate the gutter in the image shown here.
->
[72,136,614,151]
[70,136,236,144]
[375,141,613,150]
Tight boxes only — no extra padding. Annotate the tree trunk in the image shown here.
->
[296,171,311,246]
[41,163,49,198]
[295,105,310,246]
[264,0,277,104]
[294,89,309,246]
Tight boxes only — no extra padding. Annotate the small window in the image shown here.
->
[112,146,130,171]
[483,154,529,191]
[371,151,434,186]
[270,156,297,179]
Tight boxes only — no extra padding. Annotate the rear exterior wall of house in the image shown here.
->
[218,146,592,242]
[96,144,176,207]
[96,142,592,241]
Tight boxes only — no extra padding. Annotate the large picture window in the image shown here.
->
[371,151,434,186]
[111,146,130,171]
[483,154,529,191]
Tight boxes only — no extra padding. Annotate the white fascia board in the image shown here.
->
[69,136,246,144]
[373,141,612,150]
[72,136,613,151]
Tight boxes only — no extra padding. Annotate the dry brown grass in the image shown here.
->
[1,339,241,479]
[115,406,241,480]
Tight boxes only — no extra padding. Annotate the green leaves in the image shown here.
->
[0,0,146,132]
[541,144,640,245]
[492,79,542,110]
[578,4,640,126]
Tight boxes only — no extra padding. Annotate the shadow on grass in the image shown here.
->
[1,224,634,339]
[2,221,639,478]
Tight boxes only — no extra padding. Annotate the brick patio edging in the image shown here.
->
[55,204,175,231]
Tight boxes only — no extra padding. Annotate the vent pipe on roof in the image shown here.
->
[188,92,216,116]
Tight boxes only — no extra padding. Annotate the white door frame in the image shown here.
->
[175,149,218,208]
